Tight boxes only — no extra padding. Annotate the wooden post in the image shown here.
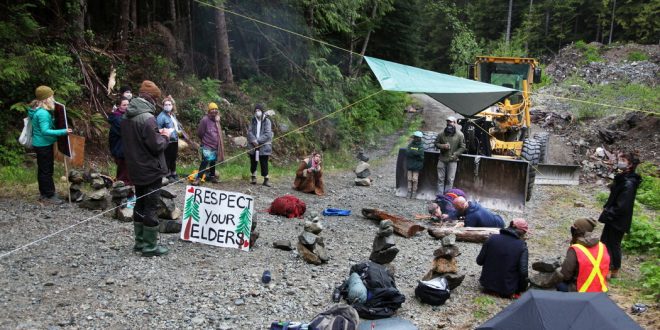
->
[64,157,72,204]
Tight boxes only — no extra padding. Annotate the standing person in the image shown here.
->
[434,115,466,194]
[405,131,425,199]
[598,151,642,278]
[108,97,131,185]
[28,85,72,204]
[157,95,182,180]
[293,152,325,196]
[192,102,225,185]
[119,86,133,100]
[476,219,530,298]
[247,103,274,187]
[121,80,171,257]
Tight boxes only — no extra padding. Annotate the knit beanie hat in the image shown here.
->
[255,103,265,111]
[119,85,132,94]
[35,86,54,101]
[572,218,597,234]
[138,80,161,99]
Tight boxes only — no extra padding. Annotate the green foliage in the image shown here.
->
[639,260,660,301]
[473,295,496,319]
[637,174,660,210]
[574,40,603,63]
[627,51,649,62]
[596,191,609,205]
[622,214,660,254]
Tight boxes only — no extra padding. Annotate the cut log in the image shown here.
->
[361,208,426,238]
[427,226,501,243]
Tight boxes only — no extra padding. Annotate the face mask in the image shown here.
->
[123,92,132,100]
[163,105,173,112]
[617,161,628,170]
[444,125,456,135]
[255,110,262,118]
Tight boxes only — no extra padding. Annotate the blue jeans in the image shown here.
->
[196,158,216,179]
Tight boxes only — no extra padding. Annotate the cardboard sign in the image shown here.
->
[54,134,85,167]
[53,101,71,157]
[180,186,254,251]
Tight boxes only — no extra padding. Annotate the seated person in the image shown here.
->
[452,196,505,228]
[292,152,325,196]
[477,219,529,298]
[541,218,610,292]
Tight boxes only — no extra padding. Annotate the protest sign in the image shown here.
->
[181,186,254,251]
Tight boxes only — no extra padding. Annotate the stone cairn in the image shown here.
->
[422,234,465,290]
[68,170,85,202]
[249,216,260,248]
[354,151,372,186]
[297,212,329,265]
[79,172,111,210]
[157,188,183,233]
[369,220,399,265]
[529,257,562,288]
[109,181,134,222]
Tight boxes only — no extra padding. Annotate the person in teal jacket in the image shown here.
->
[28,85,72,204]
[406,131,425,198]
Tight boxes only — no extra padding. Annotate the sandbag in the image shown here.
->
[268,195,306,218]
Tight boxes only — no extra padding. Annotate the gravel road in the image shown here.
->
[0,95,646,329]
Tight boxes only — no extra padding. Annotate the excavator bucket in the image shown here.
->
[454,155,529,213]
[535,164,581,185]
[396,149,441,200]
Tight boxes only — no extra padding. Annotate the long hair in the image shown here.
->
[29,97,54,111]
[163,95,177,113]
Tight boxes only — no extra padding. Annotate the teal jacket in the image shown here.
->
[406,139,425,171]
[28,107,68,147]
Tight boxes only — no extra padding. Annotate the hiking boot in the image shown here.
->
[133,222,146,251]
[262,178,272,187]
[40,195,64,205]
[250,176,257,185]
[191,178,201,186]
[608,269,619,279]
[207,176,220,184]
[141,225,169,257]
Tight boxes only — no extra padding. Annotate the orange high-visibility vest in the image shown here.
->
[570,242,610,292]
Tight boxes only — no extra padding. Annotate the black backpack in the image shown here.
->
[415,277,450,306]
[348,262,406,319]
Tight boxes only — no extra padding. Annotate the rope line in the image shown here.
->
[0,90,384,260]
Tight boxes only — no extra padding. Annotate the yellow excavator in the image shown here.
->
[395,56,580,212]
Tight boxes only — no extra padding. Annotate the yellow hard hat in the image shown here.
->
[208,102,219,110]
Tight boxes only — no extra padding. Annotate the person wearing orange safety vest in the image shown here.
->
[551,218,611,292]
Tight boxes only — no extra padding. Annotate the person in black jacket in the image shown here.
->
[108,97,131,185]
[598,150,642,278]
[476,219,529,298]
[405,131,425,198]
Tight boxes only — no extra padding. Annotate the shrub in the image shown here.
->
[639,260,660,301]
[627,51,649,62]
[574,40,603,63]
[637,175,660,210]
[622,214,660,254]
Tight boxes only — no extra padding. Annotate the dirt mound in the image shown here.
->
[546,43,660,86]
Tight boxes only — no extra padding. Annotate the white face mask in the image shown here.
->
[163,105,173,112]
[123,92,132,100]
[255,110,262,118]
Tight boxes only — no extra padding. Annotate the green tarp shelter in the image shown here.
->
[364,56,517,117]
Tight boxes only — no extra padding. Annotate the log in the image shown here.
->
[427,225,501,243]
[361,208,426,238]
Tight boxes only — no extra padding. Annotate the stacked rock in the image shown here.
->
[110,181,133,222]
[354,151,372,187]
[529,257,562,288]
[369,220,399,265]
[68,170,85,202]
[79,173,111,210]
[157,188,182,233]
[249,217,259,248]
[422,234,465,290]
[296,212,329,265]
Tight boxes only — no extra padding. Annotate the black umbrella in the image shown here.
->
[477,290,642,330]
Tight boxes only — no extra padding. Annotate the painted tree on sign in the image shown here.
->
[236,207,252,247]
[183,192,200,240]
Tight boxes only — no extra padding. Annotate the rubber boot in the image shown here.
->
[142,225,169,257]
[133,222,146,252]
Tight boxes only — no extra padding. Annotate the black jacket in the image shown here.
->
[121,97,169,186]
[108,112,123,158]
[476,227,529,296]
[598,171,642,233]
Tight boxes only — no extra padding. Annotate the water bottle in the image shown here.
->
[262,270,272,284]
[332,286,341,303]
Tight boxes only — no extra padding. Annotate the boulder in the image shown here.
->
[299,231,318,246]
[304,219,323,235]
[372,235,395,252]
[160,188,177,199]
[159,219,182,234]
[532,258,561,273]
[110,186,133,199]
[354,178,371,186]
[357,152,370,162]
[273,240,293,251]
[444,273,466,290]
[529,272,556,288]
[68,170,84,184]
[431,257,457,274]
[433,246,460,259]
[356,169,371,179]
[250,221,259,247]
[297,242,322,265]
[354,161,370,175]
[117,208,134,222]
[91,178,106,190]
[369,246,399,264]
[232,136,248,148]
[88,188,109,201]
[79,197,110,210]
[157,197,177,219]
[441,234,456,247]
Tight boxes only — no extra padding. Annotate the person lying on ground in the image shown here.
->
[539,218,610,293]
[292,152,325,196]
[451,196,505,228]
[433,188,467,220]
[477,219,530,298]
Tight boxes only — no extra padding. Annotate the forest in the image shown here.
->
[0,0,658,165]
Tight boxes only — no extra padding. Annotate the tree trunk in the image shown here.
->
[427,225,500,243]
[118,0,130,51]
[169,0,177,36]
[352,3,379,76]
[505,0,513,45]
[215,7,234,84]
[188,0,196,74]
[361,209,426,238]
[608,0,616,44]
[72,0,87,46]
[130,0,137,30]
[544,9,549,36]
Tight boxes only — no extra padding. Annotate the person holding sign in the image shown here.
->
[121,80,171,257]
[247,103,274,187]
[192,102,225,185]
[292,152,325,196]
[28,85,73,205]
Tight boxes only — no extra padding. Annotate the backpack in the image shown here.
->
[308,304,359,330]
[415,277,451,306]
[18,117,33,148]
[268,195,306,218]
[347,261,406,320]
